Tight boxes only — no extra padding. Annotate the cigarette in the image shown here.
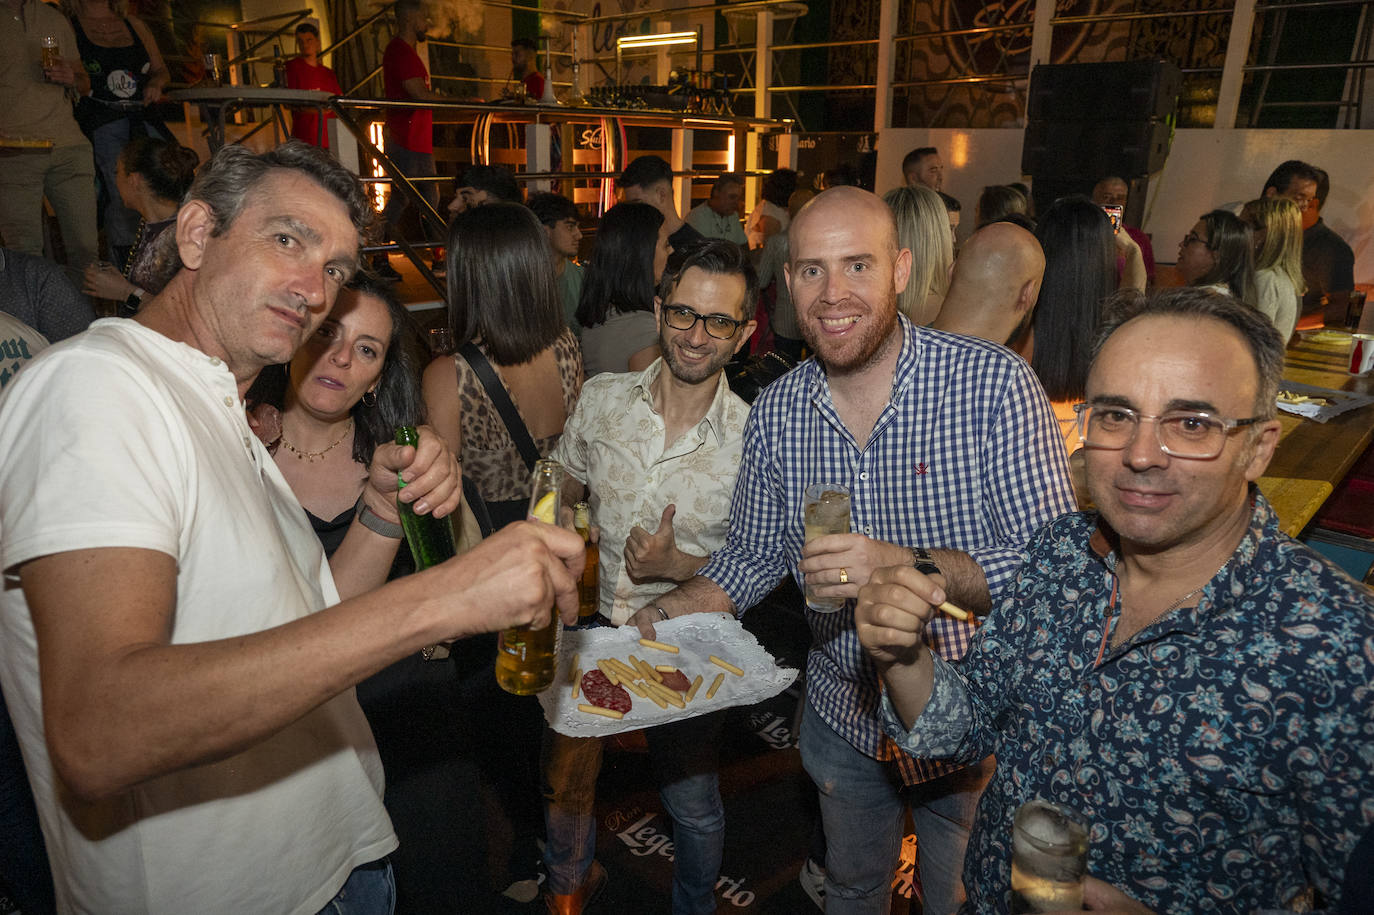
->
[654,665,677,673]
[706,673,725,699]
[643,679,686,708]
[570,669,581,699]
[937,600,971,622]
[577,703,624,720]
[596,659,620,686]
[638,637,679,654]
[709,655,743,677]
[685,674,703,702]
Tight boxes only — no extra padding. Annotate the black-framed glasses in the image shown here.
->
[662,304,746,340]
[1073,403,1263,460]
[1181,231,1209,249]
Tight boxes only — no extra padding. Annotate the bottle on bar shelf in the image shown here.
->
[573,500,598,623]
[394,426,456,568]
[495,459,564,695]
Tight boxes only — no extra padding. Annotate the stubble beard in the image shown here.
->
[800,290,901,376]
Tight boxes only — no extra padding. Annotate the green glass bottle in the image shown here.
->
[394,426,456,568]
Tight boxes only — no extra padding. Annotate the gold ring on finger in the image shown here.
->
[838,568,849,584]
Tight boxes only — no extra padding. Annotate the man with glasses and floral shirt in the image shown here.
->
[859,285,1374,914]
[542,239,756,915]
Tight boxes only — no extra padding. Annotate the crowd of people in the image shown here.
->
[1,6,1372,915]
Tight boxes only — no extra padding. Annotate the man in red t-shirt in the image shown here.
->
[284,22,342,148]
[378,0,450,274]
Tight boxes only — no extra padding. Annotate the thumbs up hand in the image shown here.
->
[624,504,699,583]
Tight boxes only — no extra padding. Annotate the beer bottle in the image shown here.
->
[394,426,456,568]
[573,501,599,623]
[495,459,563,694]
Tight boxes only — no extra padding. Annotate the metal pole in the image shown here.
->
[1217,0,1257,128]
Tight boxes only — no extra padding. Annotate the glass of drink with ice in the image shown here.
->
[1010,799,1089,913]
[802,483,850,612]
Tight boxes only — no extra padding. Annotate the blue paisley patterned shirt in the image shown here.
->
[882,493,1374,913]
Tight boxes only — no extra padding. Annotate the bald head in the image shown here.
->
[790,186,900,266]
[932,222,1044,343]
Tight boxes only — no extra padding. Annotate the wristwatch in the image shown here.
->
[909,546,941,578]
[356,497,404,539]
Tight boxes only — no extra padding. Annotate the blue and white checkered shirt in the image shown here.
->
[699,316,1076,783]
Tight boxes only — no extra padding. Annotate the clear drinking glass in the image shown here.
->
[802,483,851,612]
[1010,799,1089,913]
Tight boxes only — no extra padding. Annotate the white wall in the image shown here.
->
[877,126,1374,284]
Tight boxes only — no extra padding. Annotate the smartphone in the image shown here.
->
[1101,204,1123,235]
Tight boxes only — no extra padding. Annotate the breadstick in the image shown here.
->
[570,669,581,699]
[596,659,620,686]
[654,665,677,673]
[643,689,668,709]
[706,673,725,699]
[685,674,704,702]
[621,678,647,698]
[568,653,580,682]
[638,637,680,654]
[709,655,743,677]
[633,657,662,683]
[643,679,686,709]
[577,703,624,720]
[607,658,640,682]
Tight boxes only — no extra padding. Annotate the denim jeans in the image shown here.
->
[542,712,726,915]
[798,699,992,915]
[90,118,161,250]
[314,859,395,915]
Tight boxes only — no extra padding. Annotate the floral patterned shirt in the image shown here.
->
[551,359,749,625]
[882,492,1374,913]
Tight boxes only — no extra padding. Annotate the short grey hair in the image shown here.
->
[1092,286,1284,420]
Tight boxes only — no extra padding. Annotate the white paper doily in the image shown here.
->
[538,614,798,737]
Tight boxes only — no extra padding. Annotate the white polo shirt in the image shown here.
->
[0,319,396,914]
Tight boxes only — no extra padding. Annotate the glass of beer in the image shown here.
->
[1010,799,1089,913]
[40,36,60,74]
[495,459,564,695]
[802,483,850,613]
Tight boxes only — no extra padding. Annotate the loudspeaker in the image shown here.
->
[1020,59,1182,180]
[1025,59,1183,123]
[1021,119,1173,178]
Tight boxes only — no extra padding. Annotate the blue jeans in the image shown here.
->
[542,712,726,915]
[314,859,395,915]
[90,118,160,250]
[799,699,992,915]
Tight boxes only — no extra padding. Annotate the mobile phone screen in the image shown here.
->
[1101,204,1123,235]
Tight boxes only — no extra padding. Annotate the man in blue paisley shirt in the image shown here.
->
[857,286,1374,914]
[630,186,1076,914]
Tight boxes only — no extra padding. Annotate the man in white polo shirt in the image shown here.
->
[0,141,583,914]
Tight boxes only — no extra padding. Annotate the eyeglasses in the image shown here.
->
[1181,232,1209,248]
[1073,403,1263,459]
[662,304,746,340]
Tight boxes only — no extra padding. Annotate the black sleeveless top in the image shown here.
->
[71,16,152,134]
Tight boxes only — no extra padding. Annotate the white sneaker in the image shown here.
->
[799,856,826,910]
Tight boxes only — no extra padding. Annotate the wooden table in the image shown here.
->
[1258,332,1374,536]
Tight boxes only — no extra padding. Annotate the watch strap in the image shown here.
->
[909,546,941,578]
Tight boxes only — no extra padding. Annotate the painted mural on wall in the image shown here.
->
[886,0,1231,128]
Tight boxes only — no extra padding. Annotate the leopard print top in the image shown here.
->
[453,326,583,505]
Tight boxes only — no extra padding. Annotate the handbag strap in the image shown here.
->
[456,341,541,473]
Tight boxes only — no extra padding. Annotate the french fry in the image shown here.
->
[654,665,677,673]
[638,637,680,654]
[709,655,743,677]
[685,674,704,702]
[578,703,625,720]
[706,673,725,699]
